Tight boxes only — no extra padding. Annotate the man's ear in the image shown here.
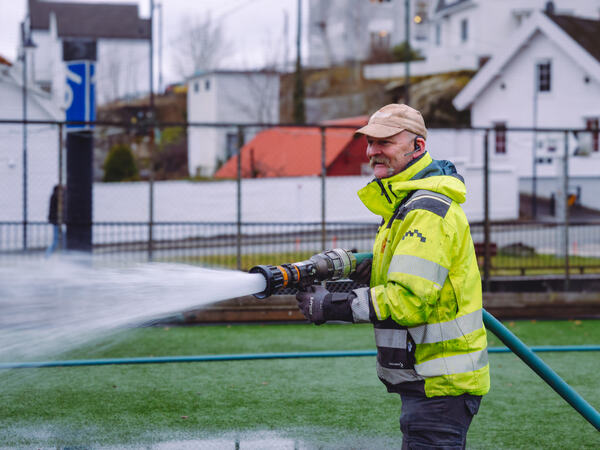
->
[415,136,426,155]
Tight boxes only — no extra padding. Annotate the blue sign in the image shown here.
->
[65,61,95,130]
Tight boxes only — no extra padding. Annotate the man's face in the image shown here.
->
[366,131,416,179]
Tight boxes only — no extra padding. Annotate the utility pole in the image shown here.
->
[292,0,305,124]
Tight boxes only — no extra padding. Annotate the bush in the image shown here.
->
[103,144,139,182]
[391,41,425,62]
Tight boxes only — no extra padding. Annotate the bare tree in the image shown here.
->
[231,72,280,123]
[171,13,231,77]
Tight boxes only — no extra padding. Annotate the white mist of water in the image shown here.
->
[0,256,266,361]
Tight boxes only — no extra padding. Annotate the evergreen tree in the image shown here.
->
[103,144,139,182]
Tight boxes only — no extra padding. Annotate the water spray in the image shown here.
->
[249,248,371,298]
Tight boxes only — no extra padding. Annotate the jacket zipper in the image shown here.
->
[375,179,392,204]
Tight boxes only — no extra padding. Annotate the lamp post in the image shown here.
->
[20,20,36,251]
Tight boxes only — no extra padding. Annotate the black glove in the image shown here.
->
[296,285,355,325]
[349,258,372,285]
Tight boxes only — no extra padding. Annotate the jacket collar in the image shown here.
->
[357,153,433,218]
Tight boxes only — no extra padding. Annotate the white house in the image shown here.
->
[186,71,280,177]
[0,60,62,229]
[426,0,600,73]
[308,0,432,68]
[453,11,600,211]
[27,0,150,106]
[365,0,600,79]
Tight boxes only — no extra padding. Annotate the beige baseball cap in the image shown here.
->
[355,104,427,139]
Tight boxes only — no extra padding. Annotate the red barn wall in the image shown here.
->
[327,136,369,176]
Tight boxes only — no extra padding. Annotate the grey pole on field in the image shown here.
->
[20,20,36,250]
[148,0,155,262]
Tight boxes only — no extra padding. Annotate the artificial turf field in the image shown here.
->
[1,320,599,448]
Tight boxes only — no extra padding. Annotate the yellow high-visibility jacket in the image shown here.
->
[354,152,490,397]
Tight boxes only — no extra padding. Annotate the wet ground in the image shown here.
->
[1,429,400,449]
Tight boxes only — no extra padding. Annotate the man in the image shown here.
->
[46,184,65,257]
[296,104,489,449]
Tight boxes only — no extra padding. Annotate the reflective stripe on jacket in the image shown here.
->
[356,152,490,398]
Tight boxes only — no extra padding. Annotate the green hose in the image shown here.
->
[482,310,600,430]
[353,252,373,265]
[1,346,599,370]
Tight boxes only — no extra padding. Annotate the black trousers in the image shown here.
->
[399,392,482,449]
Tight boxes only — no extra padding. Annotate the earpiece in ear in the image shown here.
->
[414,137,420,152]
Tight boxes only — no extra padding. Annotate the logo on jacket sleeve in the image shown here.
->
[402,229,426,243]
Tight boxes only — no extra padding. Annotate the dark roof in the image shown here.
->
[435,0,470,13]
[29,0,150,40]
[547,14,600,63]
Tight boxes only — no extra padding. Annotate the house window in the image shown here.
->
[537,61,551,92]
[370,30,391,49]
[205,79,211,91]
[494,123,507,154]
[586,118,599,152]
[194,82,199,93]
[460,19,468,42]
[225,132,239,160]
[435,23,441,46]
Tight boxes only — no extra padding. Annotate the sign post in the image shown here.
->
[63,40,96,252]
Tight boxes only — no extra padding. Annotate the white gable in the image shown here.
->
[454,11,600,111]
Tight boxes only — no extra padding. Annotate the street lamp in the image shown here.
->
[20,20,36,251]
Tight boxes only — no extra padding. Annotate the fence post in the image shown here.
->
[148,126,155,262]
[22,116,28,251]
[563,130,570,291]
[58,123,64,250]
[320,126,326,249]
[483,130,491,292]
[236,125,245,271]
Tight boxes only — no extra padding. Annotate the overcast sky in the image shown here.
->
[0,0,307,84]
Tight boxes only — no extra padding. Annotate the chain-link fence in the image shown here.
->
[1,119,600,288]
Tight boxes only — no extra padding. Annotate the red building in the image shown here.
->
[214,116,369,178]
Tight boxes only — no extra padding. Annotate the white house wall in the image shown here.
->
[426,130,518,221]
[187,127,220,177]
[187,74,217,176]
[308,0,409,68]
[426,129,485,166]
[367,0,600,78]
[187,72,280,177]
[470,29,600,180]
[216,74,280,124]
[30,30,59,87]
[30,30,150,106]
[0,81,60,223]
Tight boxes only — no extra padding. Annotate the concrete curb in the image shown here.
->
[180,292,600,323]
